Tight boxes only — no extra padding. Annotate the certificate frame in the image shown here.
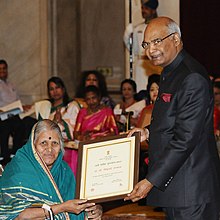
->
[75,132,140,203]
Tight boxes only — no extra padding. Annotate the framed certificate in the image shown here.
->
[75,132,140,203]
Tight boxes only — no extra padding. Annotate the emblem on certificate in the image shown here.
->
[75,132,140,203]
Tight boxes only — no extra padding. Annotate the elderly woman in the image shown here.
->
[0,119,102,219]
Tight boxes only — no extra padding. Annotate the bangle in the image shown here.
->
[42,204,54,220]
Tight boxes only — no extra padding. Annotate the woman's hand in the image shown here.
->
[53,108,62,124]
[85,204,103,220]
[61,199,95,215]
[16,199,97,219]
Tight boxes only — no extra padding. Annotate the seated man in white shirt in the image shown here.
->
[0,59,26,164]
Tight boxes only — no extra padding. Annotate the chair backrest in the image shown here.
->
[137,105,154,128]
[34,100,51,119]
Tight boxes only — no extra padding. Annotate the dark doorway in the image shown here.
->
[180,0,220,78]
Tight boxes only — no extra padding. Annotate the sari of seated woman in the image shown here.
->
[74,85,118,141]
[0,119,102,219]
[74,107,118,141]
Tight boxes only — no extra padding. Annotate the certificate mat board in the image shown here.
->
[76,133,140,203]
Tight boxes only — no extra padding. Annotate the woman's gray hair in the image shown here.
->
[167,20,181,38]
[33,119,64,154]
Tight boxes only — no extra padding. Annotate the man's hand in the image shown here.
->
[124,179,153,202]
[127,127,149,142]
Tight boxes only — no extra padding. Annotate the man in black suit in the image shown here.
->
[125,17,220,219]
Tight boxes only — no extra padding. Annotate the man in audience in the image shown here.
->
[125,17,220,219]
[0,59,25,164]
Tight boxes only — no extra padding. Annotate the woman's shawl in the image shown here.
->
[74,107,118,138]
[0,130,84,220]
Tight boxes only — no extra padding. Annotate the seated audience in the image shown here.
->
[0,119,102,219]
[75,70,115,109]
[74,85,118,141]
[114,79,145,132]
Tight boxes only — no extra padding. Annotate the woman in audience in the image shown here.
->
[75,70,115,109]
[35,76,81,176]
[46,77,80,141]
[135,73,161,104]
[137,74,160,185]
[114,79,145,132]
[36,76,80,141]
[74,85,118,141]
[0,119,102,219]
[137,74,160,128]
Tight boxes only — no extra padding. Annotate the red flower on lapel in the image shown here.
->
[161,93,172,102]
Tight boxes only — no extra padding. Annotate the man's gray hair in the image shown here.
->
[167,20,181,38]
[33,119,64,153]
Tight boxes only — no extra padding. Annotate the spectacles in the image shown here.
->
[142,33,175,50]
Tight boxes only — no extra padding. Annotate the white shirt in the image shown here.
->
[0,79,19,107]
[124,22,147,56]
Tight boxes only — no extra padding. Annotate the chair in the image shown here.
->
[137,105,153,129]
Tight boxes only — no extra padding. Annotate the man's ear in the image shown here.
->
[173,33,181,46]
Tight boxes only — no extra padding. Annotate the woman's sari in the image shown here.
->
[0,129,84,220]
[74,107,118,138]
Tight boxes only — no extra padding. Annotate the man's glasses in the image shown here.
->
[142,33,175,50]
